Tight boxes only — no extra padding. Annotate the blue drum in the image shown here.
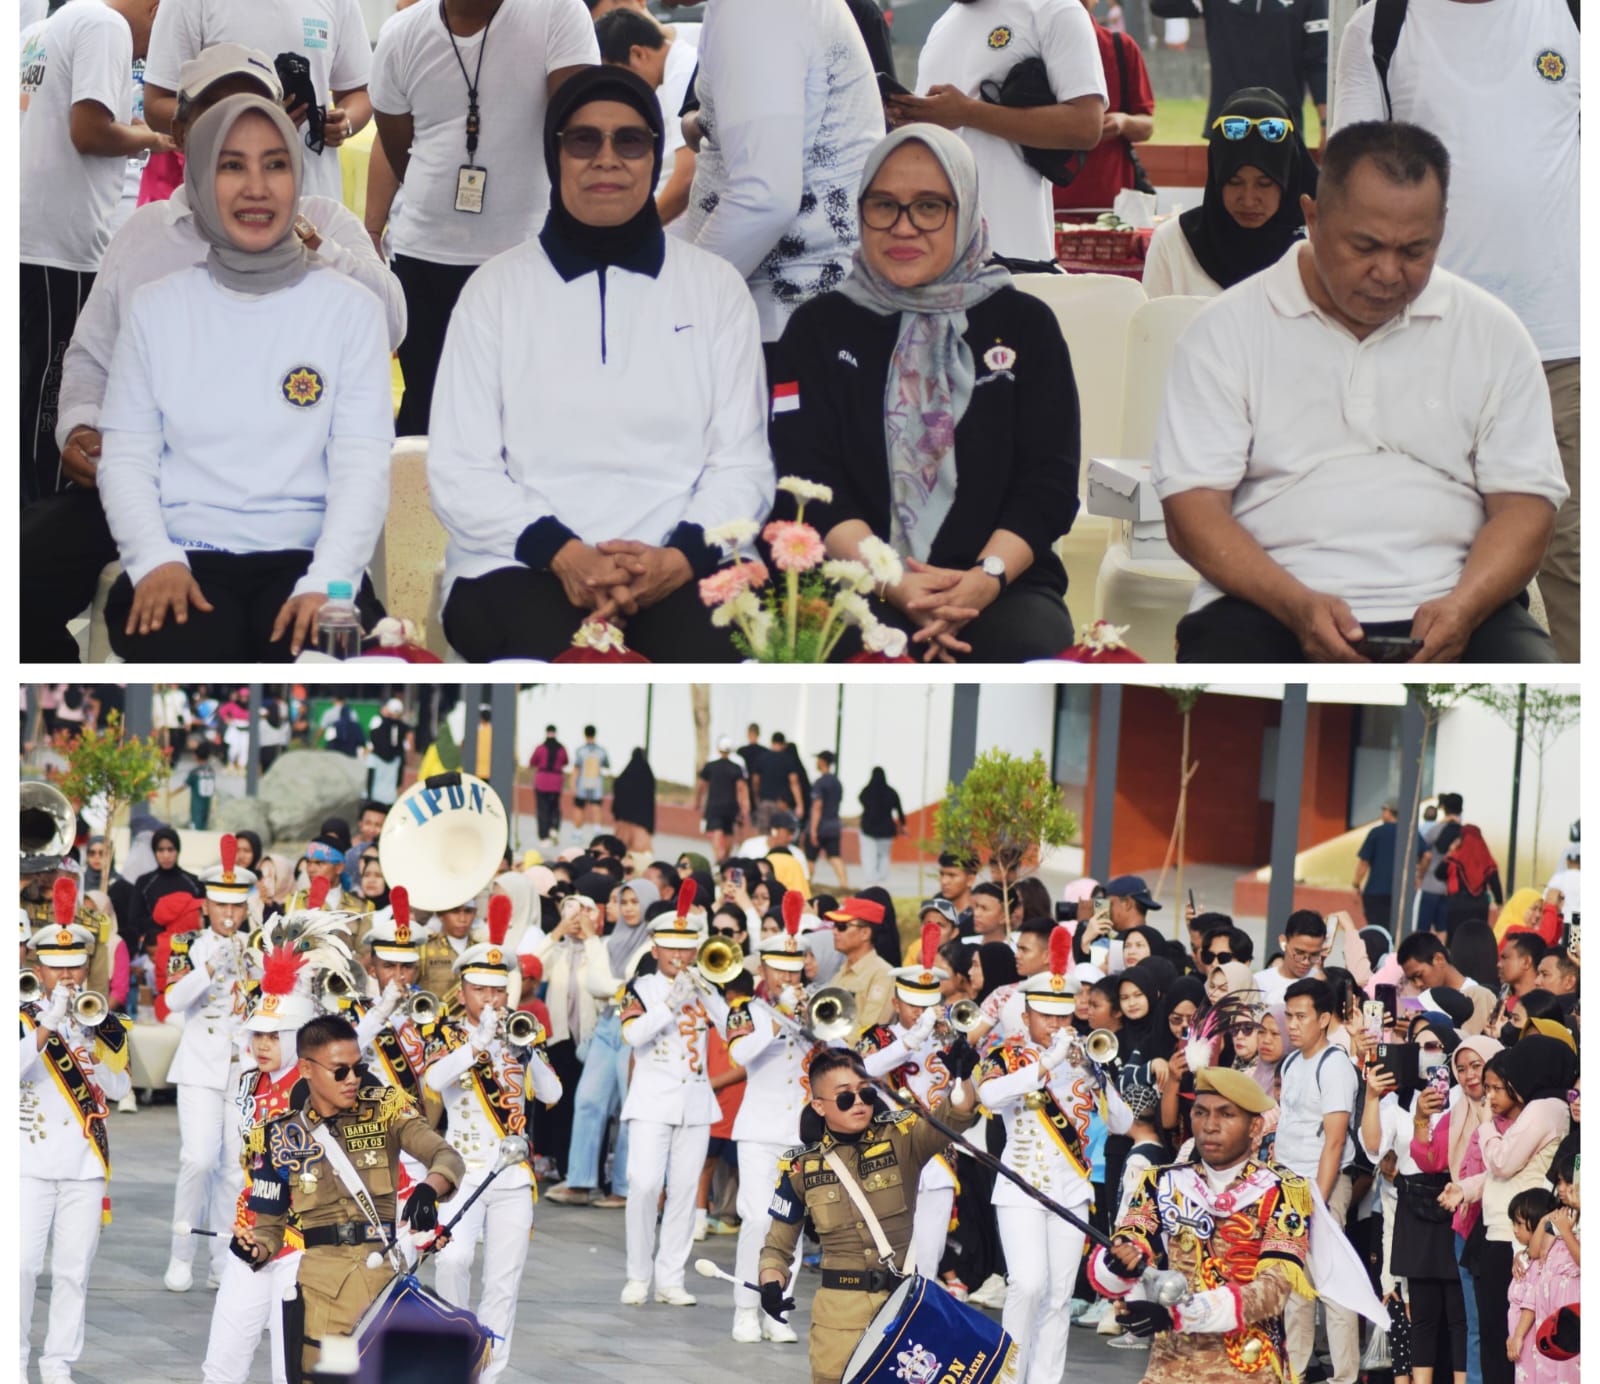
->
[844,1275,1019,1384]
[350,1272,495,1382]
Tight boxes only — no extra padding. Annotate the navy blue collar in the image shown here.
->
[539,216,666,283]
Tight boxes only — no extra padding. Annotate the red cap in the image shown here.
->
[153,892,201,933]
[519,954,544,983]
[825,897,885,926]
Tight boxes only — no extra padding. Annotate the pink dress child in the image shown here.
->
[1529,1234,1580,1384]
[1508,1259,1539,1384]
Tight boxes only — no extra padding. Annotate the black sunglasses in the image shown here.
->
[306,1057,356,1082]
[1204,951,1233,963]
[557,124,655,161]
[822,1088,870,1111]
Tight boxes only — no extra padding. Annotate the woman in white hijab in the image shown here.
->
[97,93,393,663]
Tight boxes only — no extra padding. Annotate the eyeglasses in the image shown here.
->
[557,125,656,161]
[711,928,740,939]
[1229,1022,1259,1037]
[1212,115,1294,143]
[860,193,955,233]
[833,920,866,932]
[305,1057,356,1082]
[822,1088,870,1111]
[1203,951,1233,964]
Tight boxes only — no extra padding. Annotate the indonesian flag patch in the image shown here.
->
[771,381,800,415]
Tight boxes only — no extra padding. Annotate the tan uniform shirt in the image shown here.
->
[418,934,470,1013]
[831,950,895,1040]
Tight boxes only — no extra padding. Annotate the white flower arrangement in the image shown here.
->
[820,559,873,593]
[1079,620,1132,653]
[856,535,905,590]
[862,619,909,660]
[775,477,834,505]
[704,517,761,551]
[571,620,629,654]
[710,588,761,629]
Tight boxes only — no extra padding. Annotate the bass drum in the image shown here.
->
[844,1274,1019,1384]
[378,772,509,913]
[351,1272,494,1382]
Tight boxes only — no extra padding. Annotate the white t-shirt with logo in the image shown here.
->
[917,0,1106,263]
[1332,0,1580,361]
[144,0,373,202]
[369,0,597,266]
[20,0,134,272]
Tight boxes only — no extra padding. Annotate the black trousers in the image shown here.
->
[21,263,96,504]
[535,790,562,841]
[443,566,745,663]
[1472,1239,1515,1384]
[1406,1274,1465,1371]
[1360,893,1394,932]
[104,549,382,662]
[20,486,118,662]
[1175,593,1559,663]
[532,1037,584,1180]
[392,255,477,436]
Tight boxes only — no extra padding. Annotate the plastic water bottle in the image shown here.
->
[318,581,363,660]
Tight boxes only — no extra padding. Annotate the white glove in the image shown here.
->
[468,1008,499,1054]
[1041,1030,1074,1072]
[372,980,405,1023]
[777,985,801,1014]
[37,983,71,1034]
[186,931,218,974]
[908,1006,939,1047]
[667,971,695,1007]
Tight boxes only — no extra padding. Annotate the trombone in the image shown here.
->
[693,936,746,990]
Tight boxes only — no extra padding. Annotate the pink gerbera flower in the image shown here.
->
[763,520,825,573]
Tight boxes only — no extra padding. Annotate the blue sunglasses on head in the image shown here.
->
[1212,115,1294,143]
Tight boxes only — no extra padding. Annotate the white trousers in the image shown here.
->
[910,1176,954,1283]
[20,1175,103,1377]
[172,1083,243,1277]
[201,1248,301,1384]
[624,1118,710,1292]
[432,1172,533,1383]
[734,1139,803,1312]
[997,1204,1086,1384]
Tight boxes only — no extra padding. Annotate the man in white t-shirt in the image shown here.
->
[1332,0,1580,660]
[1276,977,1360,1384]
[371,0,596,435]
[21,0,170,505]
[1545,842,1580,916]
[142,0,374,203]
[675,0,884,344]
[1154,121,1568,664]
[594,8,699,223]
[900,0,1106,267]
[1252,910,1326,1007]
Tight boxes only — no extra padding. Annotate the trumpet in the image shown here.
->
[1067,1027,1120,1068]
[20,969,41,1004]
[802,985,857,1044]
[947,999,984,1034]
[695,936,746,989]
[71,988,109,1027]
[404,990,442,1025]
[501,1009,542,1047]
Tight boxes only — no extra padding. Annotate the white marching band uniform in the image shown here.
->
[619,912,728,1305]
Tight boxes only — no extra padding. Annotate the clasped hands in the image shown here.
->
[550,538,690,624]
[886,558,999,663]
[126,562,330,656]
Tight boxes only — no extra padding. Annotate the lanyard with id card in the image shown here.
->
[442,0,495,213]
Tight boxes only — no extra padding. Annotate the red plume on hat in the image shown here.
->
[53,876,77,927]
[676,881,697,921]
[390,885,411,946]
[260,945,304,999]
[782,890,804,938]
[487,894,511,948]
[308,876,331,909]
[219,833,237,884]
[920,921,941,972]
[1049,924,1072,978]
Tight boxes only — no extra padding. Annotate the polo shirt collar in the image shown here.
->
[538,220,666,283]
[166,186,192,225]
[1265,242,1452,333]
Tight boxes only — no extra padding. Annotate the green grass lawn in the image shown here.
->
[1151,95,1325,147]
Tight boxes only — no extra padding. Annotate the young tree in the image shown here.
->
[935,750,1077,916]
[1470,685,1581,884]
[53,711,172,880]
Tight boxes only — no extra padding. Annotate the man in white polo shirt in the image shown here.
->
[21,0,169,505]
[1332,0,1580,661]
[1153,121,1568,664]
[899,0,1106,268]
[371,0,596,435]
[141,0,373,203]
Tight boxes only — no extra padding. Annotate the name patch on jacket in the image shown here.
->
[247,1173,286,1213]
[769,1183,803,1223]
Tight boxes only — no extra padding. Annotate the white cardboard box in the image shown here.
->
[1085,457,1181,561]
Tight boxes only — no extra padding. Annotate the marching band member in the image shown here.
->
[758,1046,982,1384]
[858,920,965,1289]
[201,948,318,1384]
[976,925,1133,1384]
[286,845,375,940]
[163,836,257,1294]
[21,881,133,1384]
[351,887,441,1130]
[423,900,563,1384]
[234,1014,465,1380]
[1086,1067,1319,1383]
[416,895,482,1014]
[619,885,729,1307]
[723,893,815,1346]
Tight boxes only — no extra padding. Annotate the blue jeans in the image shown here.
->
[1456,1230,1480,1384]
[565,1010,631,1195]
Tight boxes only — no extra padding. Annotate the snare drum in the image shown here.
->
[351,1272,495,1382]
[843,1275,1019,1384]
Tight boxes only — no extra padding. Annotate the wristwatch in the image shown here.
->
[975,554,1008,592]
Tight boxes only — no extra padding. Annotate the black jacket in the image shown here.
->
[768,286,1080,596]
[1150,0,1329,131]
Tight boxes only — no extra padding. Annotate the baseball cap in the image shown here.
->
[770,810,799,833]
[920,898,959,926]
[716,735,733,753]
[1105,874,1161,910]
[177,43,283,104]
[384,698,404,715]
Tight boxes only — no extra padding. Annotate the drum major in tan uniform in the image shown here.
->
[759,1048,981,1384]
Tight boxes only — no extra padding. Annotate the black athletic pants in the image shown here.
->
[21,263,95,504]
[1175,594,1559,663]
[392,255,477,436]
[443,566,744,663]
[20,486,118,662]
[1472,1240,1514,1384]
[104,549,382,662]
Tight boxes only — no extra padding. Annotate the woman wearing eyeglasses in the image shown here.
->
[1143,87,1319,300]
[768,123,1080,663]
[428,65,774,662]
